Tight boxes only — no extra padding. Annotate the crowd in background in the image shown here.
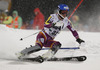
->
[1,8,100,32]
[71,15,100,32]
[0,10,22,29]
[0,0,45,30]
[0,8,44,30]
[0,0,100,32]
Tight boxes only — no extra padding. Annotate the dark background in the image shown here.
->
[9,0,100,24]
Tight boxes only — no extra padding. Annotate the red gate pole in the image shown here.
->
[68,0,84,19]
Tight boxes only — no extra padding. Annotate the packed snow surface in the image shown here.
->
[0,25,100,70]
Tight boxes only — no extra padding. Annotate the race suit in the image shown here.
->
[36,14,79,48]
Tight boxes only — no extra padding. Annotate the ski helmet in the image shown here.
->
[57,4,69,18]
[58,4,69,11]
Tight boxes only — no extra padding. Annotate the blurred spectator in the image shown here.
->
[72,15,79,29]
[33,8,44,29]
[12,10,23,29]
[6,10,23,29]
[0,0,12,24]
[3,10,13,25]
[72,15,83,31]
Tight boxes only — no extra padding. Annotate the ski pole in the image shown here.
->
[20,31,39,41]
[68,0,84,19]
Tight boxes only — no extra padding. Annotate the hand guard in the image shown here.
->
[76,38,85,44]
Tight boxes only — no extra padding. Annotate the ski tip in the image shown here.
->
[77,56,87,61]
[20,38,23,41]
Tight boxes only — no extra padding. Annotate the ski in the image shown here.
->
[21,56,87,63]
[47,56,87,61]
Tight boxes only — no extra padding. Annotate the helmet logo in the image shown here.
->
[64,7,69,10]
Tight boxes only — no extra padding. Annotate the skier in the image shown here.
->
[17,4,85,61]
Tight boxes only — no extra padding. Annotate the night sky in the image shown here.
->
[10,0,100,24]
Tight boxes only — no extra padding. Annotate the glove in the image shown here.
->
[76,38,85,44]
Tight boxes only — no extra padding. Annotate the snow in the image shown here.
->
[0,24,100,70]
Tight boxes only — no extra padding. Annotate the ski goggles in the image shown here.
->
[61,10,68,14]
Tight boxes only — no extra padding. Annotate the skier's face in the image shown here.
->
[34,12,38,15]
[61,10,68,17]
[13,13,16,17]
